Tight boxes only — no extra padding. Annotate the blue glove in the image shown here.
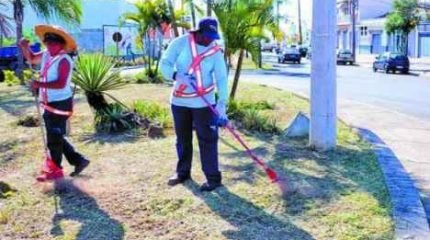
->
[215,101,229,127]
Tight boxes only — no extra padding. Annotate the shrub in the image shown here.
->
[23,69,37,82]
[241,108,280,134]
[94,103,139,133]
[133,100,172,128]
[4,70,19,86]
[134,67,164,84]
[227,100,279,134]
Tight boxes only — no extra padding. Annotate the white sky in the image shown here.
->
[282,0,313,27]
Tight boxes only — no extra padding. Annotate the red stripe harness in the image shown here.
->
[174,34,222,98]
[39,52,73,116]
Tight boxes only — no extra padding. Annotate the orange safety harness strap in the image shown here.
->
[174,34,222,98]
[39,52,73,116]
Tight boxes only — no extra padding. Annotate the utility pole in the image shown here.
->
[207,0,212,16]
[310,0,337,150]
[298,0,303,45]
[351,0,358,62]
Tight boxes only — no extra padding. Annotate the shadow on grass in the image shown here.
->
[0,90,35,116]
[220,131,391,218]
[79,132,143,144]
[0,139,29,165]
[184,180,315,240]
[50,180,124,240]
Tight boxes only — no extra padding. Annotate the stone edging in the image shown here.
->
[356,128,430,240]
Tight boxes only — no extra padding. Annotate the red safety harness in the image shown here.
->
[174,34,222,98]
[39,52,73,116]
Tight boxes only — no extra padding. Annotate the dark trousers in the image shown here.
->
[43,98,86,168]
[172,104,221,184]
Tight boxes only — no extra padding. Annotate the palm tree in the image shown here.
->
[123,0,189,80]
[10,0,82,84]
[0,2,13,47]
[213,0,280,100]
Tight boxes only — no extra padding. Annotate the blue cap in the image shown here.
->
[198,17,220,40]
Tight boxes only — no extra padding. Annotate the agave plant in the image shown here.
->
[73,53,127,112]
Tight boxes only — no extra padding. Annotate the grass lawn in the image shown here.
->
[0,81,393,239]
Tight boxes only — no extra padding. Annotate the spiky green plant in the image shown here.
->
[73,54,127,112]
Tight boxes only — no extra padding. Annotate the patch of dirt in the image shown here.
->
[0,181,17,198]
[17,115,40,127]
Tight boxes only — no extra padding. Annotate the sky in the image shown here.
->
[282,0,313,27]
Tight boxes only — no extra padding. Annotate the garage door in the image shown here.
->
[371,33,382,54]
[419,33,430,57]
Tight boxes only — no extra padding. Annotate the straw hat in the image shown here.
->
[35,24,77,52]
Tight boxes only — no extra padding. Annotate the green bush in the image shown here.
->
[134,71,150,84]
[94,103,139,133]
[23,69,37,82]
[134,68,164,84]
[4,70,19,86]
[241,108,280,134]
[227,100,279,134]
[133,100,172,128]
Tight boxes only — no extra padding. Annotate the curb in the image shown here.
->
[287,91,430,240]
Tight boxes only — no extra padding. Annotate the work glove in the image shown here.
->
[174,73,193,91]
[215,100,229,127]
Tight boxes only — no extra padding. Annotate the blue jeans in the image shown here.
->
[43,98,87,168]
[171,104,221,184]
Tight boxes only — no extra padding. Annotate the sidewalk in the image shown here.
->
[356,54,430,78]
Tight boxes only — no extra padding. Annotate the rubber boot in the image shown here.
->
[36,157,64,182]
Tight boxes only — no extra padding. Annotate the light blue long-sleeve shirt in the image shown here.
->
[160,34,228,108]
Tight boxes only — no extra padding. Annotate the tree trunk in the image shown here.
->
[85,92,109,112]
[167,0,179,37]
[190,0,197,29]
[13,0,24,84]
[229,49,245,100]
[298,0,303,45]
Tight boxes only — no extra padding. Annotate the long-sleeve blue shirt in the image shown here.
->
[160,34,228,108]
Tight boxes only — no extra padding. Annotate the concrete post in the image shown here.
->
[310,0,337,151]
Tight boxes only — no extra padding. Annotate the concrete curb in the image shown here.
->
[287,91,430,240]
[356,128,430,240]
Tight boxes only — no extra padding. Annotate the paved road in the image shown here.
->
[256,53,430,121]
[244,53,430,232]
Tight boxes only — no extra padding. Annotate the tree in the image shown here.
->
[385,0,421,55]
[10,0,81,84]
[123,0,189,81]
[0,3,13,47]
[212,0,280,100]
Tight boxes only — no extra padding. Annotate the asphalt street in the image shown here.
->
[245,53,430,121]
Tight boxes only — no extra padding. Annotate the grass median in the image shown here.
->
[0,81,393,239]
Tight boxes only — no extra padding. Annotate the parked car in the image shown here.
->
[0,43,41,82]
[299,46,308,58]
[337,49,354,65]
[261,42,279,52]
[373,52,410,74]
[278,48,302,64]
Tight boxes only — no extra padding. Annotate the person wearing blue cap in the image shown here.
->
[160,17,228,192]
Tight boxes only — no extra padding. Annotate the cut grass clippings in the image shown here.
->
[0,82,393,239]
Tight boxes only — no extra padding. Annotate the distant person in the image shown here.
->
[160,17,229,191]
[19,25,89,181]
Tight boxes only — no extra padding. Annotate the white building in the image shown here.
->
[336,0,430,58]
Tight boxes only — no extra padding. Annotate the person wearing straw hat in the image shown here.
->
[160,17,229,191]
[18,25,89,181]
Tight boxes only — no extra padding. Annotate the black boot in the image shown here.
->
[70,159,90,177]
[200,182,222,192]
[167,173,191,186]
